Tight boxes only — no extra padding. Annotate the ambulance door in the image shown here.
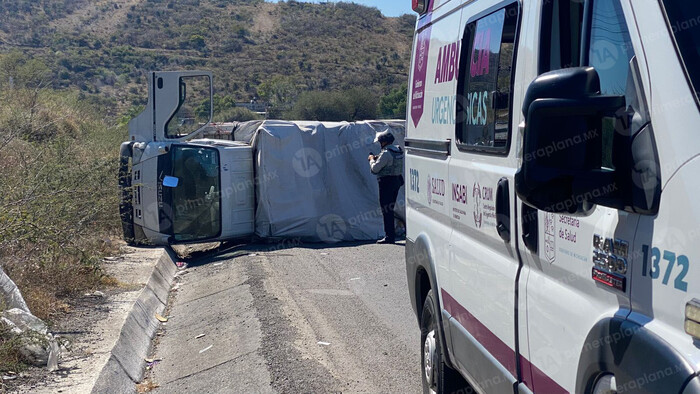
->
[514,0,651,391]
[445,1,522,391]
[626,0,700,389]
[404,0,459,329]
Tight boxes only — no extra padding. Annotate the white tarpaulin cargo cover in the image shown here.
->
[247,120,405,242]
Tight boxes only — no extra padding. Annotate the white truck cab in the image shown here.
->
[404,0,700,392]
[119,71,254,245]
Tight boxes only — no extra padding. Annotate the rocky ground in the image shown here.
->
[10,246,164,394]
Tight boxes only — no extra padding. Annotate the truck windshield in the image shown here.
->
[170,146,221,241]
[661,1,700,103]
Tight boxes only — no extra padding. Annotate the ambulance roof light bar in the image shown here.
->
[412,0,429,14]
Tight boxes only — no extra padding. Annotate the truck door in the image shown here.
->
[123,71,214,244]
[128,71,213,143]
[514,0,652,391]
[445,1,522,391]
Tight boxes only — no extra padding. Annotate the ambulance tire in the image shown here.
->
[576,317,697,393]
[420,289,474,394]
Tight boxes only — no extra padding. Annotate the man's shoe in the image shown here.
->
[377,237,395,244]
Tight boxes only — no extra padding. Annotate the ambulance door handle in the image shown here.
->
[521,203,538,253]
[496,177,510,242]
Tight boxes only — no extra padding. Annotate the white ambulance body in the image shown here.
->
[404,0,700,392]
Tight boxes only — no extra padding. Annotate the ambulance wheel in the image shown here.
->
[591,373,616,394]
[420,290,473,394]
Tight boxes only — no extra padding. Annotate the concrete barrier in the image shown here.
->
[91,247,178,394]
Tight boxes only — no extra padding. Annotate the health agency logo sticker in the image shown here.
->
[417,35,427,73]
[411,25,432,128]
[544,212,556,263]
[472,182,482,228]
[426,174,433,205]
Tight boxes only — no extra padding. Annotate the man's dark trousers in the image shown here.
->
[378,175,403,241]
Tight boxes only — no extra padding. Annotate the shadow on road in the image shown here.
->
[178,237,405,269]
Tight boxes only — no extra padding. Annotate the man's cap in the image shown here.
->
[374,130,395,145]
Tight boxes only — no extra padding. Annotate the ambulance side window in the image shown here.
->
[587,0,635,96]
[539,0,636,170]
[455,3,519,153]
[587,0,635,169]
[539,0,634,92]
[539,0,584,74]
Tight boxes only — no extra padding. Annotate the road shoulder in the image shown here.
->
[14,246,175,394]
[145,249,274,393]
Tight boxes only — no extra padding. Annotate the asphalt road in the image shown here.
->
[147,240,422,393]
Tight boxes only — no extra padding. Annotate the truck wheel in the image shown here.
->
[421,289,473,394]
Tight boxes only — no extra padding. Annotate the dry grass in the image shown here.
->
[136,379,160,393]
[0,54,125,327]
[0,325,25,373]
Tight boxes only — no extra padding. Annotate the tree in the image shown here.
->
[379,84,407,119]
[290,90,345,121]
[345,87,378,120]
[214,107,262,122]
[257,76,298,118]
[289,88,378,121]
[196,94,236,119]
[0,51,51,90]
[0,52,53,147]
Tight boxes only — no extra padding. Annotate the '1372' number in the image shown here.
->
[641,245,689,292]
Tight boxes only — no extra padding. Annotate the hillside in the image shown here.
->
[0,0,415,118]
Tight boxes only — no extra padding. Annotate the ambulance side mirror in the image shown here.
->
[515,67,626,214]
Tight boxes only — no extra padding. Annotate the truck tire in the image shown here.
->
[421,289,474,394]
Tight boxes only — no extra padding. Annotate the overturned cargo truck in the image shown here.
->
[119,71,405,245]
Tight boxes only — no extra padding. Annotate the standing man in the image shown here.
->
[368,130,404,244]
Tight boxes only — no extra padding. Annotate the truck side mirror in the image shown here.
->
[515,67,626,214]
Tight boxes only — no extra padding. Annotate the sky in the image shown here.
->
[264,0,414,17]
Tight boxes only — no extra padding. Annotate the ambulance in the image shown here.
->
[403,0,700,392]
